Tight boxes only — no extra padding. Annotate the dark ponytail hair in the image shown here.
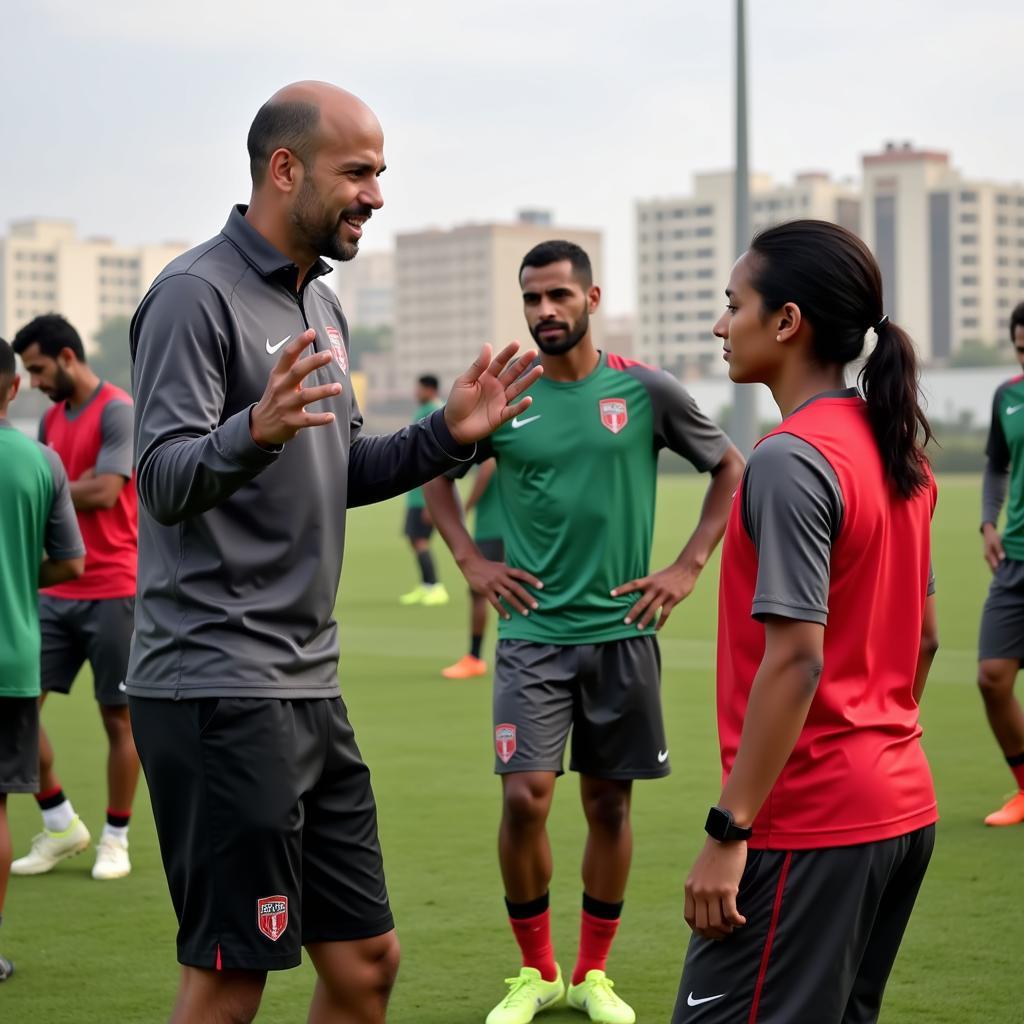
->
[748,219,933,499]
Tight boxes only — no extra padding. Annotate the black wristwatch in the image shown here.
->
[704,805,753,842]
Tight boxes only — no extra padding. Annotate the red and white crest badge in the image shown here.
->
[257,896,289,942]
[325,325,349,375]
[599,398,628,434]
[495,723,517,765]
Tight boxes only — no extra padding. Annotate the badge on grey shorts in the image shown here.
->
[495,723,517,764]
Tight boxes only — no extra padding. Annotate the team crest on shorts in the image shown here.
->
[495,723,517,764]
[257,896,289,941]
[599,398,628,434]
[325,325,349,375]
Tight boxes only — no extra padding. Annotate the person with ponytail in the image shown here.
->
[672,220,938,1024]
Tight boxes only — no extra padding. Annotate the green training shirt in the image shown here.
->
[469,352,731,644]
[472,466,503,542]
[985,374,1024,560]
[0,420,85,698]
[407,399,444,509]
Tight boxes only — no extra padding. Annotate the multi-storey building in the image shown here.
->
[0,219,186,348]
[636,171,860,377]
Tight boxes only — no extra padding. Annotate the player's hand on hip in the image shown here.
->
[250,330,342,447]
[982,523,1006,572]
[460,552,542,620]
[684,837,748,941]
[443,342,543,445]
[612,562,699,631]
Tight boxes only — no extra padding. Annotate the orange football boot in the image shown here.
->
[441,654,488,679]
[984,791,1024,826]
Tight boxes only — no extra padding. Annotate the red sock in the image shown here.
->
[1009,756,1024,791]
[572,909,621,985]
[509,910,557,982]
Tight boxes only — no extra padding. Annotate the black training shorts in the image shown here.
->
[673,826,935,1024]
[492,636,668,779]
[979,558,1024,661]
[0,698,40,793]
[130,695,394,971]
[39,594,134,706]
[403,507,434,542]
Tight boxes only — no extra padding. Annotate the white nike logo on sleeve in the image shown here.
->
[266,335,291,354]
[687,992,725,1006]
[1007,404,1023,415]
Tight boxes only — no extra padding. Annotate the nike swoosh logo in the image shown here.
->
[657,749,669,763]
[1007,404,1023,415]
[511,414,541,429]
[266,335,291,354]
[118,681,127,693]
[687,992,725,1006]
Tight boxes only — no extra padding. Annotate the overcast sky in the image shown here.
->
[3,0,1021,314]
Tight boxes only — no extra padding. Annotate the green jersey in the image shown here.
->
[0,420,84,697]
[472,467,503,541]
[407,399,444,509]
[470,352,730,644]
[984,375,1024,560]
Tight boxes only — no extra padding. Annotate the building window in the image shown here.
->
[962,317,979,328]
[697,268,713,279]
[695,205,713,216]
[961,276,978,286]
[959,234,977,245]
[960,212,978,224]
[695,226,713,237]
[997,194,1011,206]
[960,190,978,203]
[961,296,978,307]
[961,255,978,266]
[696,248,714,258]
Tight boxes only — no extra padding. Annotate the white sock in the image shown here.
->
[102,823,129,845]
[42,799,75,833]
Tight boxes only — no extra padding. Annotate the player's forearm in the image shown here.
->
[39,556,85,588]
[69,475,123,511]
[981,460,1009,528]
[718,621,823,828]
[913,594,939,704]
[675,447,744,571]
[423,476,480,566]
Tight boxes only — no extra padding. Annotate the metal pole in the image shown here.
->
[732,0,758,453]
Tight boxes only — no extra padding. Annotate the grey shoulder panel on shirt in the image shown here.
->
[617,361,732,471]
[742,433,844,625]
[95,400,134,478]
[37,443,85,560]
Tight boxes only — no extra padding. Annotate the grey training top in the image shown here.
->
[39,384,134,477]
[127,206,474,699]
[743,389,934,625]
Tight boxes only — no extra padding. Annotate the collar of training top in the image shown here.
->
[221,204,333,289]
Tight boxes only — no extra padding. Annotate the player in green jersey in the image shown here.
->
[978,301,1024,826]
[400,374,450,606]
[0,337,85,981]
[425,242,745,1024]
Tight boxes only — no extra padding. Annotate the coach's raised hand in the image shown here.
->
[250,330,342,446]
[444,342,543,445]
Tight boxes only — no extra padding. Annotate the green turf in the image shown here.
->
[3,475,1020,1023]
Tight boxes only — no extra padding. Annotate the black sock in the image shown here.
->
[36,788,66,810]
[106,809,131,829]
[506,892,550,919]
[417,550,437,586]
[470,633,483,659]
[582,893,624,920]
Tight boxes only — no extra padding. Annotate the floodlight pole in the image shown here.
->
[732,0,758,453]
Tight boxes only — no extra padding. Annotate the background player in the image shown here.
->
[674,221,938,1023]
[0,337,85,980]
[441,458,503,679]
[976,300,1024,826]
[10,314,139,881]
[425,240,744,1024]
[400,374,450,606]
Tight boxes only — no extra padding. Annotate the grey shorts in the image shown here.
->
[39,594,135,706]
[0,698,40,793]
[979,558,1024,662]
[492,636,668,779]
[673,826,935,1024]
[403,507,433,541]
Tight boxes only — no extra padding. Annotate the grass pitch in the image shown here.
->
[3,475,1020,1023]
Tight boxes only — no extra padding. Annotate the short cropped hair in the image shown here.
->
[417,374,439,391]
[247,100,321,186]
[11,314,86,362]
[1011,301,1024,341]
[519,240,593,289]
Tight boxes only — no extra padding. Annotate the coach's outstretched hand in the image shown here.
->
[250,330,341,447]
[444,343,543,446]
